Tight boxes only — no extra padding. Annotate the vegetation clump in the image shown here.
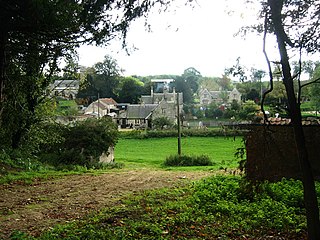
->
[39,117,118,168]
[27,176,317,239]
[164,154,213,166]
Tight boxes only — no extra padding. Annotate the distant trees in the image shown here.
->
[78,55,122,101]
[78,55,144,104]
[117,76,144,103]
[309,66,320,114]
[0,0,177,151]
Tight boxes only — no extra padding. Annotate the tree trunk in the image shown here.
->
[0,30,7,117]
[268,1,320,239]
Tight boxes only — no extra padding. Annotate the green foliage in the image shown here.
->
[40,118,118,168]
[117,76,144,103]
[238,100,260,120]
[191,176,310,231]
[152,117,173,130]
[174,76,194,104]
[310,66,320,112]
[78,55,122,100]
[164,154,213,166]
[119,128,244,139]
[54,100,79,116]
[1,0,174,151]
[181,67,201,93]
[32,176,318,239]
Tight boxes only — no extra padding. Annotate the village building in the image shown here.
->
[199,87,241,106]
[84,98,118,118]
[116,79,183,129]
[49,79,80,99]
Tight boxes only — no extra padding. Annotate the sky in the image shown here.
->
[77,0,278,78]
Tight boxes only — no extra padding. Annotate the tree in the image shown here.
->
[246,88,260,102]
[250,68,266,82]
[152,117,173,130]
[292,60,320,79]
[309,66,320,114]
[0,0,177,150]
[261,1,320,238]
[217,74,232,91]
[182,67,201,93]
[174,76,193,104]
[117,76,144,103]
[238,100,259,121]
[92,55,122,99]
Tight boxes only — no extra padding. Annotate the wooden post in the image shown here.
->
[177,92,181,156]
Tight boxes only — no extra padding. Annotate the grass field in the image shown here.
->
[115,136,244,170]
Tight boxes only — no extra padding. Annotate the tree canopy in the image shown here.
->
[0,0,179,150]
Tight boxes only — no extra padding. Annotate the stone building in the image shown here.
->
[49,79,79,99]
[117,79,183,129]
[199,87,241,106]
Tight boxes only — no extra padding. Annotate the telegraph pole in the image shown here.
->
[97,91,100,119]
[177,92,181,156]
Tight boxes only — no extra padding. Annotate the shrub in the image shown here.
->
[119,128,244,139]
[152,117,173,130]
[40,117,118,168]
[164,154,213,166]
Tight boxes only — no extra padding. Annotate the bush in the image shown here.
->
[152,117,173,130]
[164,154,213,166]
[119,128,244,139]
[40,117,118,168]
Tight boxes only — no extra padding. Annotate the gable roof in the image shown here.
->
[85,98,118,112]
[99,98,118,105]
[124,104,158,119]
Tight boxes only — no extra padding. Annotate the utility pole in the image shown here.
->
[177,92,181,156]
[97,91,100,119]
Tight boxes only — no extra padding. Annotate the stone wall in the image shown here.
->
[245,125,320,181]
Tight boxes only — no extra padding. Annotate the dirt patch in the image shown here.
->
[0,169,213,239]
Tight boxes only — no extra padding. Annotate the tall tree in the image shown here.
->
[174,76,193,104]
[78,55,122,101]
[262,1,320,238]
[182,67,201,93]
[0,0,177,149]
[117,76,144,103]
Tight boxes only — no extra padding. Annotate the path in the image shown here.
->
[0,170,212,239]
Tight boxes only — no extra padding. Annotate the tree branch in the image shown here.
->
[261,12,274,124]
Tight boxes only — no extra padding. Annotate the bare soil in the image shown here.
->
[0,169,213,239]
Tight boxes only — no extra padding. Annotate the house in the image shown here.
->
[49,79,80,99]
[116,79,183,129]
[199,87,241,106]
[84,98,118,118]
[117,104,158,128]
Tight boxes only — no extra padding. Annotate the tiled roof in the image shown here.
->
[125,104,158,119]
[263,117,320,125]
[99,98,117,105]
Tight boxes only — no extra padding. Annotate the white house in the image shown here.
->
[84,98,118,118]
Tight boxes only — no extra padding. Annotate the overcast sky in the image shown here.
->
[78,0,278,77]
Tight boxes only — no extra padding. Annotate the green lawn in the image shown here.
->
[115,137,243,170]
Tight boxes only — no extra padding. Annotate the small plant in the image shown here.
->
[164,154,213,166]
